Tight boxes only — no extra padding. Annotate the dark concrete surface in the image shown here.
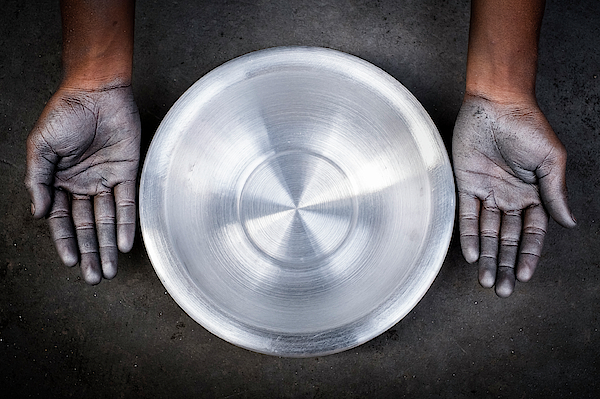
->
[1,0,599,397]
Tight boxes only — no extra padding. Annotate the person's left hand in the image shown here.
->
[25,84,141,284]
[452,94,576,297]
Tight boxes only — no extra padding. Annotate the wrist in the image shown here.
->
[465,0,545,106]
[60,0,135,91]
[462,91,539,112]
[61,57,132,91]
[465,58,538,105]
[464,83,537,106]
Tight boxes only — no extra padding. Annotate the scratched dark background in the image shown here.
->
[1,0,599,397]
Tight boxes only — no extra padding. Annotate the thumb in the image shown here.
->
[25,133,58,219]
[537,152,576,229]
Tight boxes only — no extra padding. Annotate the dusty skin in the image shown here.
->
[452,94,576,297]
[25,85,141,284]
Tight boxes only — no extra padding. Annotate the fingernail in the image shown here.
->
[30,202,35,216]
[571,213,577,224]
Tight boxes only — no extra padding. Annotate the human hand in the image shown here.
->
[452,94,576,297]
[25,85,141,284]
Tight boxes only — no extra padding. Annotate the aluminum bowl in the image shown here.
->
[140,47,455,357]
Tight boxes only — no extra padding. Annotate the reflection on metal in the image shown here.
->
[140,47,455,357]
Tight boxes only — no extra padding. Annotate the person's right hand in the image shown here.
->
[25,85,141,284]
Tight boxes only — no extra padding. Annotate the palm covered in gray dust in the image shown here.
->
[26,85,141,284]
[452,95,575,297]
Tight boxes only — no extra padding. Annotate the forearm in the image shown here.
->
[60,0,135,90]
[466,0,546,103]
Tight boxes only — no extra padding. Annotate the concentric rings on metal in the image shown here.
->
[140,47,455,357]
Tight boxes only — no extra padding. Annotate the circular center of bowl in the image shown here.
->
[239,150,356,265]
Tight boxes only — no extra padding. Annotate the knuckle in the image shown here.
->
[96,215,116,224]
[519,250,541,258]
[116,198,135,207]
[75,221,95,230]
[79,243,98,254]
[523,226,546,236]
[49,208,70,219]
[53,231,76,241]
[459,214,478,222]
[117,221,135,228]
[480,229,498,238]
[500,237,519,247]
[504,210,521,217]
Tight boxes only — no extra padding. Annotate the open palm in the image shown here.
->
[452,95,575,297]
[26,85,141,284]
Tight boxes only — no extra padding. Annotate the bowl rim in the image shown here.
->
[139,46,455,357]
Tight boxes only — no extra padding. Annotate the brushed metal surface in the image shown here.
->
[140,47,455,357]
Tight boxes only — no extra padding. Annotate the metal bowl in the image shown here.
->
[140,47,455,357]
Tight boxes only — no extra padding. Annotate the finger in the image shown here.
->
[458,193,480,263]
[495,211,522,298]
[495,267,516,298]
[72,195,102,285]
[537,151,576,228]
[516,205,548,282]
[25,133,58,218]
[478,205,501,288]
[47,190,79,267]
[95,192,118,280]
[114,180,136,253]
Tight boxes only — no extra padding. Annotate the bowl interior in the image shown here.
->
[140,47,454,356]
